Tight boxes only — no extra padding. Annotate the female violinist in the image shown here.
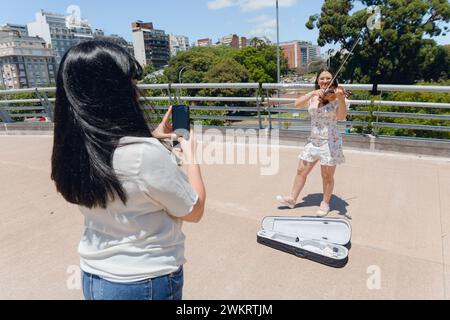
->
[276,68,350,216]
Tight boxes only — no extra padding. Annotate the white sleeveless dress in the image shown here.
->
[299,96,349,166]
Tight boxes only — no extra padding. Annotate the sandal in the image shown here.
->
[317,201,330,216]
[276,195,296,209]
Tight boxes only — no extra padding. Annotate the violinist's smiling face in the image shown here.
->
[318,71,333,89]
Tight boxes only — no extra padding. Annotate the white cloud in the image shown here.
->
[207,0,235,10]
[248,15,277,39]
[207,0,297,12]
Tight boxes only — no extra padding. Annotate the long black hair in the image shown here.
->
[51,40,152,209]
[314,67,339,90]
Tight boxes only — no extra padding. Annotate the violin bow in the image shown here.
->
[325,33,363,92]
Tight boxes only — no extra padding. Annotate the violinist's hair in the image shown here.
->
[314,68,339,90]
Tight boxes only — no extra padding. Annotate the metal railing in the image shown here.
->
[1,83,449,139]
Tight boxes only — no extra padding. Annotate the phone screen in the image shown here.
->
[172,105,190,142]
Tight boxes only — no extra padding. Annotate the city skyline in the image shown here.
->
[2,0,448,51]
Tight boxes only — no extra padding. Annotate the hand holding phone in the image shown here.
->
[172,105,190,143]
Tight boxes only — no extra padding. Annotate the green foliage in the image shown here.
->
[164,46,222,84]
[164,45,288,84]
[307,0,450,84]
[235,46,288,83]
[375,81,450,138]
[138,73,171,125]
[142,64,155,78]
[0,90,52,122]
[348,81,450,139]
[420,43,450,81]
[159,44,289,126]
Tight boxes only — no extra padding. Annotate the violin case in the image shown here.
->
[257,216,352,268]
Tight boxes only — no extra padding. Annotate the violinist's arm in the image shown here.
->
[336,87,348,121]
[295,91,317,108]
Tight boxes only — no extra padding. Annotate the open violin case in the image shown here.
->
[257,216,352,268]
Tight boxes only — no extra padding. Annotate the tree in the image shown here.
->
[307,58,327,74]
[307,0,450,84]
[142,64,155,78]
[202,58,251,98]
[163,44,288,84]
[164,47,222,83]
[235,45,288,83]
[419,43,450,81]
[197,59,250,126]
[249,37,268,49]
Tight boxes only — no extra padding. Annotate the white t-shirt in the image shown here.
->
[78,136,198,283]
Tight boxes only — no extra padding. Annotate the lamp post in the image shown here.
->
[0,61,5,90]
[327,49,335,68]
[276,0,280,84]
[306,60,317,74]
[178,66,186,83]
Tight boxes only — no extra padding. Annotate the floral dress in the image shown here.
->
[299,96,349,166]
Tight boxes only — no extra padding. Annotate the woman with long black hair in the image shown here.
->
[51,40,205,300]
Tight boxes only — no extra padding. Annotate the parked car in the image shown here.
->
[24,116,50,122]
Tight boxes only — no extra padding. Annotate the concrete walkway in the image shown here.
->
[0,135,449,299]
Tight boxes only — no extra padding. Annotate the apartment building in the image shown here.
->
[0,28,56,89]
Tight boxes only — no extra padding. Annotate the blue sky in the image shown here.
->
[1,0,449,50]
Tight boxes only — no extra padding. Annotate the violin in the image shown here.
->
[318,86,352,107]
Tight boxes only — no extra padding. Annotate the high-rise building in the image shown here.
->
[66,14,95,45]
[220,34,239,48]
[239,37,248,49]
[94,34,134,57]
[308,45,320,61]
[169,34,190,57]
[27,10,99,66]
[280,41,321,71]
[93,29,105,38]
[132,21,170,69]
[1,23,28,37]
[218,34,247,49]
[0,28,56,89]
[196,38,212,47]
[27,10,74,65]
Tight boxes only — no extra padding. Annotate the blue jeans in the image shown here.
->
[82,266,183,300]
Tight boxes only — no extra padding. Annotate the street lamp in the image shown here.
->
[306,60,315,74]
[0,61,6,90]
[276,0,280,84]
[327,49,335,68]
[178,66,186,83]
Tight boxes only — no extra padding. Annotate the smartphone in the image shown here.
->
[172,105,190,144]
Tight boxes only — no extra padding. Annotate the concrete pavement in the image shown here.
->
[0,135,449,299]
